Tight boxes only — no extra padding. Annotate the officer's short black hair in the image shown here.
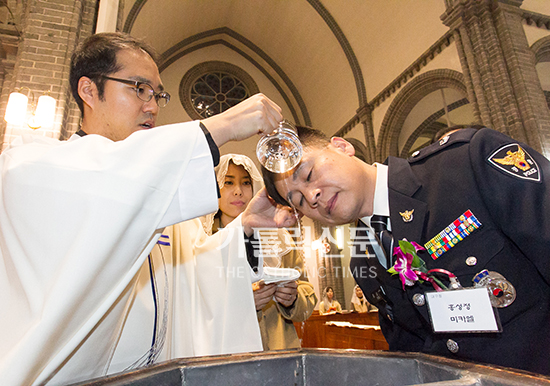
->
[262,125,329,207]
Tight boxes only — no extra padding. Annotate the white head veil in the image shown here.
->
[201,154,263,235]
[350,284,364,307]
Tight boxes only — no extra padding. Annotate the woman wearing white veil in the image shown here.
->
[350,284,377,312]
[202,154,317,350]
[319,286,342,315]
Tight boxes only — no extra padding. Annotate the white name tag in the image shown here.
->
[425,287,501,333]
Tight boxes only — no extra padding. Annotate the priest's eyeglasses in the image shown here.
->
[99,75,171,107]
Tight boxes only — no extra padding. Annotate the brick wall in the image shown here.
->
[0,0,97,151]
[442,0,550,155]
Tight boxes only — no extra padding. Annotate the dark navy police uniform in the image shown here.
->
[351,127,550,375]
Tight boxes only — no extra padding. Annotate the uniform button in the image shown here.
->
[411,150,420,157]
[412,293,425,306]
[465,256,477,266]
[439,136,449,145]
[446,339,459,353]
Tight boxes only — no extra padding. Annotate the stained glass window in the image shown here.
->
[191,72,250,118]
[180,62,259,120]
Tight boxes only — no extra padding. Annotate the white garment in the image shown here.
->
[0,122,252,385]
[168,218,261,357]
[106,217,261,374]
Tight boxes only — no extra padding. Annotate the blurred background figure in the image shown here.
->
[319,286,342,315]
[202,154,317,350]
[350,285,377,313]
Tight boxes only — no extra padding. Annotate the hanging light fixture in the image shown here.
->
[4,87,56,129]
[32,92,56,129]
[4,91,28,125]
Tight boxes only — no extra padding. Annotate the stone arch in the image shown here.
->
[377,69,468,161]
[531,35,550,63]
[531,35,550,110]
[123,0,367,116]
[157,29,308,126]
[399,97,470,158]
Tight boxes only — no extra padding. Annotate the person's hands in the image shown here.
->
[201,93,283,146]
[242,188,296,236]
[274,281,298,307]
[252,281,277,311]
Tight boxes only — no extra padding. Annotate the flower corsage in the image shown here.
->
[387,239,449,291]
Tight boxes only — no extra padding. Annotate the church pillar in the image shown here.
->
[441,0,550,155]
[357,103,376,163]
[0,1,19,150]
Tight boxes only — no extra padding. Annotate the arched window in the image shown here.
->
[400,88,472,157]
[179,61,259,120]
[532,36,550,110]
[378,69,477,160]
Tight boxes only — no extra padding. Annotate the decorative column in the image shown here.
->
[0,0,20,149]
[357,103,377,163]
[441,0,550,155]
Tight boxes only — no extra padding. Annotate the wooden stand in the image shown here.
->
[294,310,389,350]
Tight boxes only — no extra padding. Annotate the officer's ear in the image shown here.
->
[330,137,355,157]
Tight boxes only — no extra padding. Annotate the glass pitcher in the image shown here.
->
[256,119,302,173]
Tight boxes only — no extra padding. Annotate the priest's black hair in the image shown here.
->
[69,32,159,115]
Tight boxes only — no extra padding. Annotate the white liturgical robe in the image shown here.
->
[0,122,262,386]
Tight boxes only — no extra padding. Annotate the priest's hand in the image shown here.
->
[201,93,282,146]
[274,281,298,307]
[252,281,277,311]
[242,188,296,237]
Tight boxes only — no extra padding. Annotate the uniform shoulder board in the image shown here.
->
[487,143,540,182]
[408,128,477,163]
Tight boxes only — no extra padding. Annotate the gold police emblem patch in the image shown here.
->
[488,144,540,182]
[399,209,414,222]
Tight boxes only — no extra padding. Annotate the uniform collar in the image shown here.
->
[372,163,390,216]
[361,162,390,226]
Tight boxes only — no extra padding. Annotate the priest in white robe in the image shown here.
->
[0,32,285,385]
